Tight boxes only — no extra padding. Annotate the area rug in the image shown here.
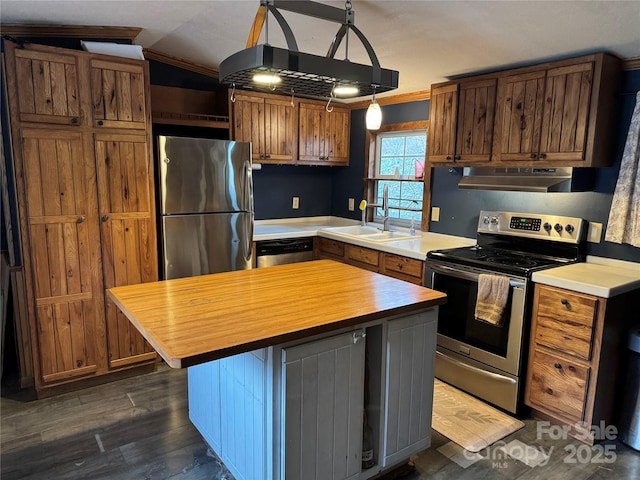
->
[432,379,524,452]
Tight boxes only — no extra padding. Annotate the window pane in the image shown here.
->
[374,129,427,227]
[380,137,405,156]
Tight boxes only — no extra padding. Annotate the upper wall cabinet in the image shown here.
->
[229,91,350,166]
[231,91,297,165]
[428,79,496,163]
[427,53,622,167]
[298,101,350,166]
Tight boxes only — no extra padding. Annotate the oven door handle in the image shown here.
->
[436,351,517,384]
[428,263,526,288]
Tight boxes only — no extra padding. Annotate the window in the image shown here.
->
[372,129,426,227]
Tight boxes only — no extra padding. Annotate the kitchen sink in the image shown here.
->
[324,225,415,242]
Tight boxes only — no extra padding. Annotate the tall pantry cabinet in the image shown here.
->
[3,41,157,394]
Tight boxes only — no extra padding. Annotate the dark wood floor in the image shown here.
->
[2,364,639,479]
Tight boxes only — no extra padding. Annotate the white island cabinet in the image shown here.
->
[188,309,437,480]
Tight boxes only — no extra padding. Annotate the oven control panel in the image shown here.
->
[478,211,586,243]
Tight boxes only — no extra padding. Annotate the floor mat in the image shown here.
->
[432,379,524,453]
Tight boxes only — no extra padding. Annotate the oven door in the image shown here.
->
[425,262,528,377]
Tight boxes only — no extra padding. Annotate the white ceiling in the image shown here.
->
[2,0,640,102]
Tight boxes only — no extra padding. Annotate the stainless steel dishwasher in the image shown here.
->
[255,238,314,267]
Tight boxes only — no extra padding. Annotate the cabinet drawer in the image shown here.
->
[527,348,590,423]
[317,237,344,257]
[346,245,380,267]
[383,254,423,279]
[534,285,597,361]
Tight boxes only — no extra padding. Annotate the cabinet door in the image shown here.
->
[325,106,350,165]
[95,133,157,368]
[264,96,297,163]
[90,59,147,130]
[7,43,82,126]
[298,102,326,162]
[539,62,593,162]
[428,84,458,163]
[455,79,496,162]
[382,311,437,467]
[233,93,266,161]
[283,329,365,480]
[19,129,104,383]
[493,70,546,162]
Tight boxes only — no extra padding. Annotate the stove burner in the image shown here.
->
[486,254,537,268]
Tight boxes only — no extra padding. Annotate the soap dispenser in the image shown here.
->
[410,219,416,236]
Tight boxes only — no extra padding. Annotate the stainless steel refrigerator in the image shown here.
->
[157,136,253,280]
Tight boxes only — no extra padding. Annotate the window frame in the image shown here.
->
[364,121,431,231]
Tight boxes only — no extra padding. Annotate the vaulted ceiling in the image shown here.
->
[2,1,640,101]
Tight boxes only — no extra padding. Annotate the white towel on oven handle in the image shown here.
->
[475,274,510,326]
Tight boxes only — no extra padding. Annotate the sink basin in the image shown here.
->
[325,225,415,242]
[361,232,415,242]
[325,225,381,236]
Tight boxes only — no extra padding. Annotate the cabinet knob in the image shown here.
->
[546,388,554,395]
[101,215,109,222]
[97,120,104,126]
[554,362,561,369]
[454,155,461,161]
[77,216,86,224]
[560,298,569,306]
[530,153,538,159]
[70,117,79,124]
[446,155,452,161]
[397,263,403,270]
[265,154,271,159]
[539,153,547,159]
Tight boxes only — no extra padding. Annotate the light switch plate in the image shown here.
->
[587,222,603,243]
[348,198,355,211]
[431,207,440,222]
[292,197,299,209]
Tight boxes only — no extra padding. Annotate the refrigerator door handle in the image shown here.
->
[245,159,254,263]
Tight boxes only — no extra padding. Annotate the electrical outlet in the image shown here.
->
[292,197,299,209]
[587,222,603,243]
[431,206,440,222]
[348,198,355,211]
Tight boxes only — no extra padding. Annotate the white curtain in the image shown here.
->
[605,91,640,247]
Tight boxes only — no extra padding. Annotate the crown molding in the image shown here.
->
[0,24,141,41]
[348,89,431,110]
[143,49,219,79]
[623,57,640,71]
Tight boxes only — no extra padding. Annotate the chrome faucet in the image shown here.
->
[367,184,391,231]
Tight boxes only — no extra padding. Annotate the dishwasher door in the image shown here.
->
[256,238,314,268]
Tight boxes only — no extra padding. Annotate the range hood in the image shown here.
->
[458,167,594,192]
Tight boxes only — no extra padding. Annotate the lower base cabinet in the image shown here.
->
[188,309,438,480]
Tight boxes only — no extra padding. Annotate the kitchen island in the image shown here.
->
[107,260,446,480]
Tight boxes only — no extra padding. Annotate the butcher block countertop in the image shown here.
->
[107,260,447,368]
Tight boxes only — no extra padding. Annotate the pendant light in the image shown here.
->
[366,86,382,130]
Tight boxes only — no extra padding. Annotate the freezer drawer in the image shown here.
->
[162,213,252,279]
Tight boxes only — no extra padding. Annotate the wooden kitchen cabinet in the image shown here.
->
[4,41,157,394]
[298,101,350,166]
[428,52,622,167]
[314,237,424,285]
[90,58,148,130]
[231,91,297,164]
[428,79,496,164]
[524,284,635,444]
[10,46,84,126]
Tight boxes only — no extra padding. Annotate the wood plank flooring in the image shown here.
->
[2,364,639,479]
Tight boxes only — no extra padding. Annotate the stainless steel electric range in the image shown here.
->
[425,210,587,413]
